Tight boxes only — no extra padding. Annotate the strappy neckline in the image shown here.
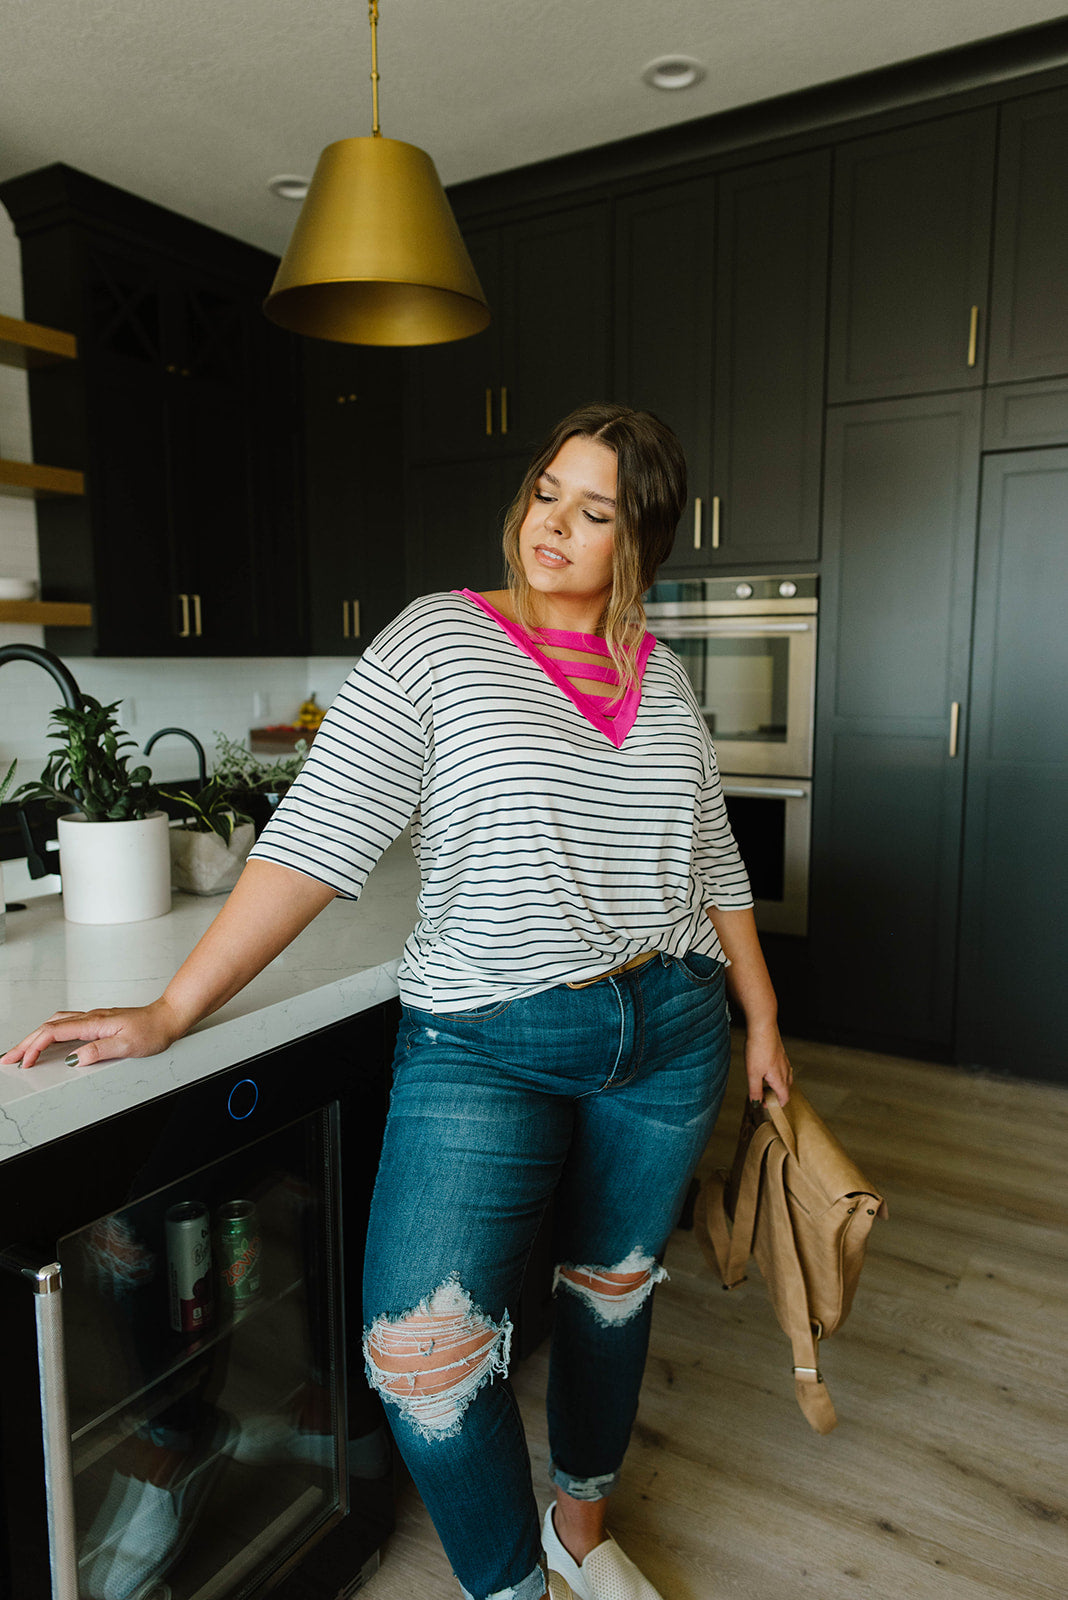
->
[458,590,654,748]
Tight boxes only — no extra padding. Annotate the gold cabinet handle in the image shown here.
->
[967,306,979,369]
[949,701,960,758]
[485,388,494,436]
[351,598,361,638]
[192,592,202,637]
[177,592,190,638]
[342,600,350,639]
[500,386,508,435]
[693,496,703,551]
[711,495,721,551]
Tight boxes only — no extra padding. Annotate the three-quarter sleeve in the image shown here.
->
[693,750,755,910]
[248,649,426,899]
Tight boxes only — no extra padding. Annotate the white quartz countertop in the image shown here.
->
[0,837,420,1163]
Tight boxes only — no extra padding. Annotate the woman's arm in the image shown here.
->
[705,904,793,1104]
[2,861,336,1070]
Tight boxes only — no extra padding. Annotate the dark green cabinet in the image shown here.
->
[988,88,1068,384]
[810,392,982,1050]
[409,203,611,467]
[712,153,829,568]
[827,112,996,402]
[1,163,303,657]
[302,341,407,653]
[405,453,526,598]
[956,448,1068,1083]
[615,152,828,574]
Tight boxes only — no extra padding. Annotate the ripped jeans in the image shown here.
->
[362,951,731,1600]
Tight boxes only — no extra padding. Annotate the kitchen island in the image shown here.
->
[0,834,420,1161]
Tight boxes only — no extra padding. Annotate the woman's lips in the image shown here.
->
[534,544,569,567]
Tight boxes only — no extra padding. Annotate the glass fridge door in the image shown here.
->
[62,1106,348,1600]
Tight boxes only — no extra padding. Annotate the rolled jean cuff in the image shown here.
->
[548,1461,619,1501]
[458,1557,547,1600]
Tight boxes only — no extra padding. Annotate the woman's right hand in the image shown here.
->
[1,997,185,1071]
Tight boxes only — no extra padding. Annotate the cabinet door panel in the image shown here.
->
[405,455,525,599]
[828,111,995,401]
[504,204,611,454]
[410,229,500,461]
[614,177,715,572]
[304,342,406,654]
[957,449,1068,1080]
[988,88,1068,384]
[811,392,981,1049]
[712,152,829,566]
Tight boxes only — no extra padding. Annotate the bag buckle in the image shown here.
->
[793,1365,824,1382]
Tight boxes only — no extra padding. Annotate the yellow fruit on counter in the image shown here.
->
[295,695,325,730]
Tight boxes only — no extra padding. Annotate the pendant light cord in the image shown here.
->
[368,0,381,137]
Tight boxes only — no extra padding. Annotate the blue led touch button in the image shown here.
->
[227,1078,259,1120]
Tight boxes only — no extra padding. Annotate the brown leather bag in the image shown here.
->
[694,1086,888,1434]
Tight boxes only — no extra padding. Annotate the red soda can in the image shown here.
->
[166,1201,215,1333]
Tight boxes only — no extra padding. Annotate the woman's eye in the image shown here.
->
[534,490,554,503]
[585,511,610,524]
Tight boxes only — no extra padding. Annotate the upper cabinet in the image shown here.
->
[0,164,304,657]
[827,110,996,402]
[616,151,829,573]
[409,202,611,464]
[988,87,1068,384]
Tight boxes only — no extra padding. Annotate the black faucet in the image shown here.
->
[0,644,84,877]
[0,642,83,709]
[143,727,208,789]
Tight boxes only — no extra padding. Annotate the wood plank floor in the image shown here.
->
[361,1037,1068,1599]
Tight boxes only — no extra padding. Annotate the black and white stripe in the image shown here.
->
[251,592,753,1011]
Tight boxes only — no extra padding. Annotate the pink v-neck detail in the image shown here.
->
[459,590,654,748]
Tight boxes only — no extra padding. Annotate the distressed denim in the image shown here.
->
[362,951,731,1600]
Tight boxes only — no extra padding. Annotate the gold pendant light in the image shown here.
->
[264,1,490,346]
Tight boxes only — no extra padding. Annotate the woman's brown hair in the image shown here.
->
[501,402,687,696]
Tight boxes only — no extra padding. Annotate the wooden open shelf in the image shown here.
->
[0,459,85,498]
[0,599,92,627]
[0,312,77,368]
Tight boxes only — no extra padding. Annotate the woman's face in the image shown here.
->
[518,435,618,616]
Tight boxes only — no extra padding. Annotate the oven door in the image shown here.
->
[720,777,811,937]
[650,616,816,777]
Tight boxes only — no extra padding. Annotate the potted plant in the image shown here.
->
[13,696,171,925]
[162,775,255,895]
[0,758,16,945]
[209,733,308,836]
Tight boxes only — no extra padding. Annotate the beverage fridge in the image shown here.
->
[0,1001,400,1600]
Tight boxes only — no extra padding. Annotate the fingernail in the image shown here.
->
[65,1053,80,1067]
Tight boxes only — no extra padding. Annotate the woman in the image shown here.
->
[4,403,791,1600]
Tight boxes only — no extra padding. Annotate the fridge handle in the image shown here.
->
[1,1251,79,1600]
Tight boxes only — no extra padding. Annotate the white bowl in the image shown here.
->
[0,577,37,601]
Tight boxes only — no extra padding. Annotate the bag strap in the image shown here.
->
[763,1140,838,1434]
[695,1122,777,1288]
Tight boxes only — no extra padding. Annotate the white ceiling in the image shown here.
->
[2,0,1066,255]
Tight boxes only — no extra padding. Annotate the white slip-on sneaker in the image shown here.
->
[541,1501,665,1600]
[547,1573,578,1600]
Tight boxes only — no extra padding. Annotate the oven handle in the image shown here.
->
[652,619,814,636]
[0,1249,79,1600]
[721,785,809,800]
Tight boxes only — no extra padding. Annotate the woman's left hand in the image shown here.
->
[744,1021,793,1105]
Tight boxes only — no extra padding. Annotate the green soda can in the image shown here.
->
[215,1199,262,1306]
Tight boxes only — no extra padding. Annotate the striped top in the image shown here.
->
[250,590,753,1012]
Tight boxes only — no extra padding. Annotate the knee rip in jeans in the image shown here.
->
[553,1247,667,1327]
[363,1275,512,1441]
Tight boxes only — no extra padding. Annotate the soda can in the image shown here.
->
[215,1199,262,1306]
[165,1201,214,1334]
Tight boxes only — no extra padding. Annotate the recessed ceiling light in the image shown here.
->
[642,56,707,92]
[267,174,310,201]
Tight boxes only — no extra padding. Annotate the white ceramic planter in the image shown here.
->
[58,810,172,925]
[169,821,254,895]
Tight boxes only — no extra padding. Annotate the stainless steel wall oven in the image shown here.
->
[645,575,818,936]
